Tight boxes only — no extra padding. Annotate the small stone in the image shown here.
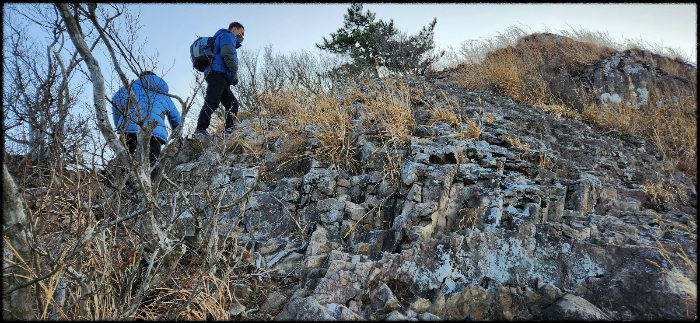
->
[259,291,287,313]
[410,297,432,313]
[230,283,252,299]
[229,302,246,316]
[418,312,441,321]
[540,294,610,320]
[385,310,410,321]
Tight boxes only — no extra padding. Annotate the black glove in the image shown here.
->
[232,75,239,86]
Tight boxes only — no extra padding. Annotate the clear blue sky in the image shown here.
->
[4,3,697,136]
[128,3,696,100]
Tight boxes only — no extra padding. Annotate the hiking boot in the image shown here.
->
[222,128,234,135]
[194,129,212,138]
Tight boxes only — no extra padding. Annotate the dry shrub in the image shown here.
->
[642,177,687,211]
[252,90,298,116]
[459,206,483,230]
[503,135,531,154]
[462,119,482,140]
[267,132,311,179]
[2,162,152,320]
[309,99,358,172]
[254,78,358,172]
[427,90,462,127]
[452,32,614,107]
[384,151,404,187]
[483,48,523,100]
[482,112,496,123]
[430,106,460,127]
[134,275,230,320]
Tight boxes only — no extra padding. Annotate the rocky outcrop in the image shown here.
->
[165,74,696,320]
[581,49,696,109]
[475,32,699,113]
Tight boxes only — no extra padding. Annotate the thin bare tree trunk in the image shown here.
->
[2,164,34,321]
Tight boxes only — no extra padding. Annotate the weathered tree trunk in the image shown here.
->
[3,164,35,321]
[56,2,185,297]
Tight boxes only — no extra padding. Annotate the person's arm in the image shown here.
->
[220,43,239,85]
[165,98,181,132]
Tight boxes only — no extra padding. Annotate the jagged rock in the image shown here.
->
[260,291,288,314]
[539,294,610,320]
[565,173,602,212]
[318,197,346,224]
[385,310,411,321]
[370,282,401,313]
[242,192,293,241]
[275,296,334,320]
[327,303,365,320]
[229,301,246,317]
[418,312,441,321]
[276,293,364,321]
[306,226,330,256]
[231,283,252,299]
[409,296,432,313]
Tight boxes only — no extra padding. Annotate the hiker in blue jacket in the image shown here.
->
[111,71,181,185]
[194,21,244,137]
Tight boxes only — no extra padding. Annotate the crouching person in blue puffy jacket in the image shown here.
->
[111,71,181,191]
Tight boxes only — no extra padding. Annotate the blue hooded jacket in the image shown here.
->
[204,28,240,84]
[111,74,181,143]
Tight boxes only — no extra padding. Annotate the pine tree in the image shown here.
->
[317,3,443,77]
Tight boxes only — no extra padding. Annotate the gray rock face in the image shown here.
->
[165,68,696,321]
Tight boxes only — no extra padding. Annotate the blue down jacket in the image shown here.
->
[111,74,181,143]
[204,28,240,84]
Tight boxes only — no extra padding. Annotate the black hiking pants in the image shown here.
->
[123,133,164,190]
[196,72,239,132]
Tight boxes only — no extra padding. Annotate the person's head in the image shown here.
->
[229,21,245,43]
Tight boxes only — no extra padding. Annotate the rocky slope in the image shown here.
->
[163,64,696,320]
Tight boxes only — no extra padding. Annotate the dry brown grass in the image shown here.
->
[641,167,691,211]
[503,135,531,154]
[540,103,580,120]
[134,275,230,320]
[459,206,483,230]
[481,112,496,123]
[582,86,697,179]
[430,106,461,127]
[311,103,358,171]
[427,90,462,127]
[237,52,425,175]
[359,78,417,147]
[462,119,482,140]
